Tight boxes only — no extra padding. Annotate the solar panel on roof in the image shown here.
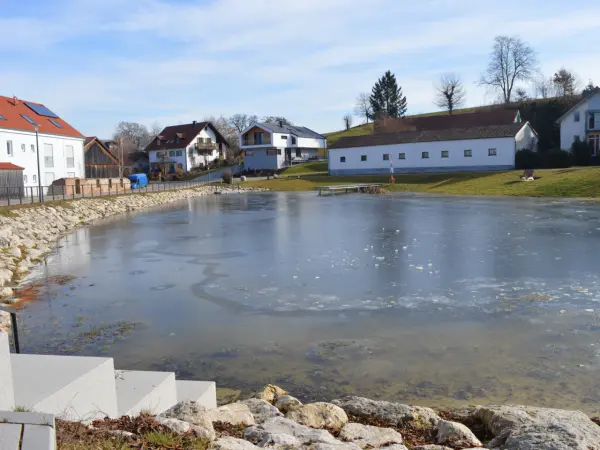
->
[0,114,5,120]
[20,114,39,127]
[24,102,59,118]
[49,119,63,128]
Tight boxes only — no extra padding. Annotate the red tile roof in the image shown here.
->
[0,162,24,170]
[0,95,84,139]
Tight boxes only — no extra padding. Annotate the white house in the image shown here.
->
[144,121,230,174]
[0,95,85,191]
[240,121,327,170]
[328,123,538,175]
[557,90,600,154]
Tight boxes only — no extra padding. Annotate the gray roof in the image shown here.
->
[257,123,325,139]
[330,123,528,149]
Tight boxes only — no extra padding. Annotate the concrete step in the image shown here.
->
[176,380,217,409]
[0,411,56,450]
[11,354,118,421]
[0,331,15,410]
[115,370,176,417]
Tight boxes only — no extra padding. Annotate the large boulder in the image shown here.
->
[476,404,600,449]
[239,399,282,424]
[332,397,440,428]
[436,419,482,447]
[339,422,403,448]
[286,402,348,431]
[0,269,12,287]
[158,400,215,440]
[275,395,303,413]
[244,416,339,446]
[254,384,287,404]
[208,403,255,426]
[208,437,260,450]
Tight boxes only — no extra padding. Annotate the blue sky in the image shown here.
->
[1,0,599,138]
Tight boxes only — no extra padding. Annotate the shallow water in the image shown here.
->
[17,193,600,413]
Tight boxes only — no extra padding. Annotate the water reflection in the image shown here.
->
[18,193,600,413]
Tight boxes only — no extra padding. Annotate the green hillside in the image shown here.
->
[324,123,373,146]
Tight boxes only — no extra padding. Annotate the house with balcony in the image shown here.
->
[0,95,85,191]
[240,121,327,170]
[144,121,230,175]
[558,89,600,154]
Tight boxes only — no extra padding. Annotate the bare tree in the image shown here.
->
[354,93,373,123]
[263,116,292,126]
[204,115,240,157]
[343,114,353,130]
[515,88,529,102]
[553,67,579,97]
[479,35,537,103]
[533,76,553,98]
[150,122,162,138]
[434,73,466,114]
[228,114,258,133]
[114,121,151,151]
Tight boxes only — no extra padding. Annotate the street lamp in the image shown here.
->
[34,125,43,202]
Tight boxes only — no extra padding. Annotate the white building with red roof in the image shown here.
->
[0,95,85,191]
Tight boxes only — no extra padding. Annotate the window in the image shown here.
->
[281,135,288,140]
[67,172,76,178]
[31,144,35,152]
[421,151,429,159]
[175,150,183,157]
[383,154,390,161]
[399,153,406,160]
[44,143,54,167]
[49,119,62,128]
[291,136,297,145]
[20,143,26,152]
[20,114,38,126]
[169,150,176,157]
[156,138,162,145]
[6,141,13,156]
[23,175,27,183]
[65,145,74,168]
[464,149,472,157]
[32,175,37,183]
[574,112,580,122]
[590,113,596,130]
[441,150,449,158]
[589,135,600,155]
[296,149,301,157]
[488,148,497,156]
[253,132,263,145]
[277,149,282,155]
[361,155,367,161]
[340,156,346,163]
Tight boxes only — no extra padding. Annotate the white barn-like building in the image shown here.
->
[557,90,600,154]
[328,122,538,175]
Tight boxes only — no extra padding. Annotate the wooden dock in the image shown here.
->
[316,184,382,196]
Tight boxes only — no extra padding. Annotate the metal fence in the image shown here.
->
[0,180,216,206]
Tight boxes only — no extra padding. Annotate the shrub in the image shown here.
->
[571,139,594,166]
[221,170,233,184]
[544,149,572,168]
[515,149,539,170]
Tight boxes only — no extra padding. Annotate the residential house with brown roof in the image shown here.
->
[144,121,230,174]
[328,121,537,175]
[0,95,85,192]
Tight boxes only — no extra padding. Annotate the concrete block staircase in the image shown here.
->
[0,330,216,448]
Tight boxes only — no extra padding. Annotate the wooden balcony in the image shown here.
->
[242,138,272,146]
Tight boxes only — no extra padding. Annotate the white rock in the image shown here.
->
[286,402,348,431]
[245,417,339,446]
[436,419,482,447]
[7,247,21,259]
[0,269,12,287]
[275,395,303,413]
[254,384,288,404]
[158,400,215,440]
[305,443,363,450]
[240,399,283,424]
[0,287,13,298]
[209,437,260,450]
[339,422,403,448]
[208,403,255,426]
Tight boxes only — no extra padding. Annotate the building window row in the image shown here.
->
[168,150,184,157]
[340,149,497,163]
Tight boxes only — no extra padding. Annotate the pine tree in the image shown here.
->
[369,71,407,118]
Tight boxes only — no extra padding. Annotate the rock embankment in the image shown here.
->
[60,384,600,449]
[0,186,267,329]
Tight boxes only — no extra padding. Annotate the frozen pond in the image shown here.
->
[17,192,600,413]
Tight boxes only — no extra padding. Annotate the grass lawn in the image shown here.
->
[324,123,373,147]
[244,167,600,198]
[282,161,328,175]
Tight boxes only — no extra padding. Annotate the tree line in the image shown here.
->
[344,35,599,130]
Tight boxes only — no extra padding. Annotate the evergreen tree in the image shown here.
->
[369,71,407,118]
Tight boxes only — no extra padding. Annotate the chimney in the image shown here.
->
[278,120,283,128]
[11,95,19,106]
[193,120,197,127]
